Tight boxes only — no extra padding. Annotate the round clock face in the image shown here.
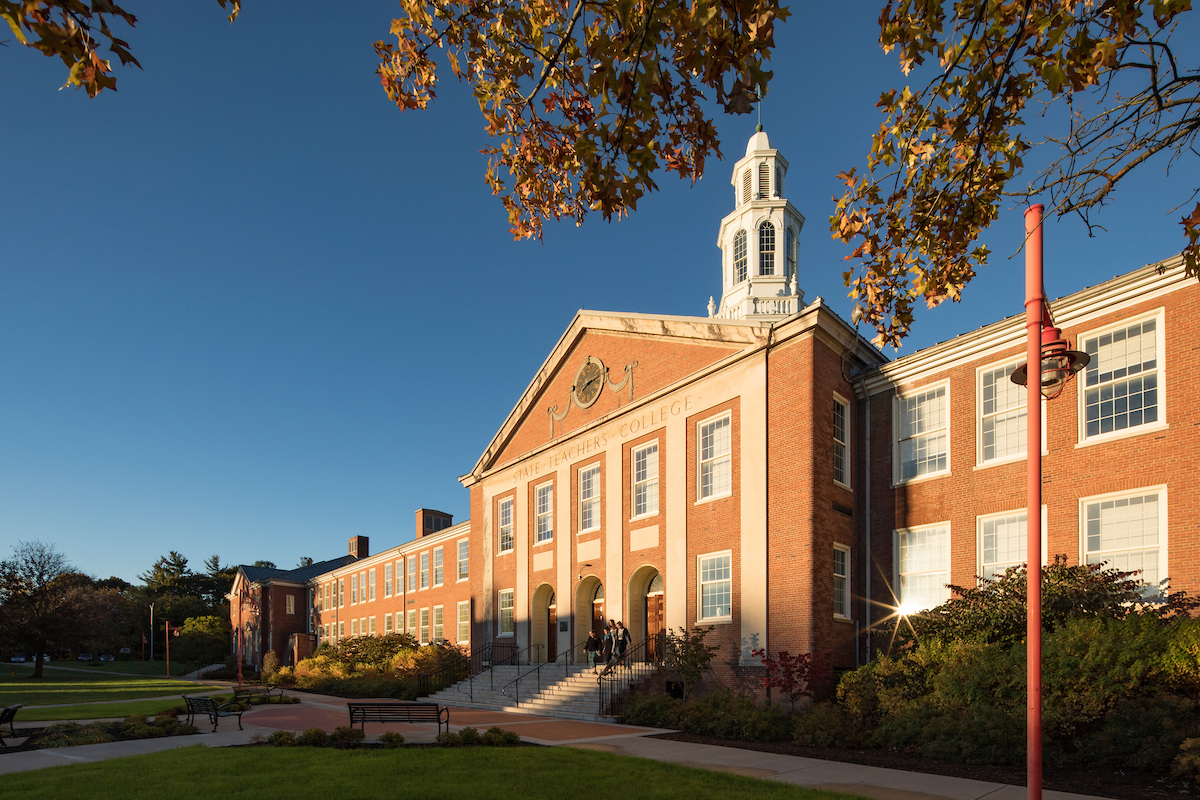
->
[573,358,605,408]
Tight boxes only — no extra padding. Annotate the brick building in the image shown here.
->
[232,130,1199,678]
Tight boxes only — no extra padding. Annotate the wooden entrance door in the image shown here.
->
[547,593,557,658]
[646,574,665,660]
[591,584,605,639]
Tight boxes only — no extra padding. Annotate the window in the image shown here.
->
[632,442,659,517]
[406,609,416,634]
[741,169,751,204]
[579,464,601,532]
[498,589,515,635]
[316,586,323,612]
[324,584,330,610]
[433,606,444,641]
[699,414,732,500]
[360,617,366,636]
[896,384,949,482]
[535,482,554,543]
[833,546,850,619]
[338,579,344,607]
[384,613,393,633]
[758,221,775,275]
[351,618,358,637]
[1083,317,1161,440]
[498,497,514,554]
[286,594,295,615]
[979,511,1026,579]
[351,574,357,605]
[733,230,748,283]
[369,616,376,635]
[433,548,443,586]
[1083,489,1165,597]
[359,571,366,600]
[420,552,429,589]
[757,162,769,198]
[368,568,376,601]
[457,539,469,581]
[897,524,950,613]
[338,621,344,638]
[698,552,732,621]
[457,601,470,642]
[407,556,417,592]
[785,227,796,277]
[419,609,429,643]
[980,361,1027,464]
[384,563,392,598]
[833,397,849,486]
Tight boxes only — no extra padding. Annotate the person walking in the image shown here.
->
[584,629,601,672]
[613,620,631,668]
[600,624,614,675]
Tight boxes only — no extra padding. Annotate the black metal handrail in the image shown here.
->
[414,641,488,698]
[445,640,544,702]
[597,631,667,717]
[500,640,583,706]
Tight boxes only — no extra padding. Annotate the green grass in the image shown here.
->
[0,664,216,706]
[17,697,189,722]
[40,660,208,677]
[0,745,870,800]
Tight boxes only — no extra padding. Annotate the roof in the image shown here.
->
[239,555,357,586]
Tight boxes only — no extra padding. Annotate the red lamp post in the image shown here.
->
[1010,205,1089,800]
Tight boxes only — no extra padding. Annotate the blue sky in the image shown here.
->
[2,2,1192,584]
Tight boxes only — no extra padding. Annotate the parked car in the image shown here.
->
[10,653,26,663]
[118,647,132,655]
[77,653,93,662]
[99,653,114,662]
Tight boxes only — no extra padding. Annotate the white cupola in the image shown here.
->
[709,127,805,321]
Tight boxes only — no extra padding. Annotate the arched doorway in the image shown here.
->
[628,566,664,660]
[573,576,604,663]
[531,583,556,663]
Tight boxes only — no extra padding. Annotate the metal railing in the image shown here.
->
[597,632,667,717]
[442,641,544,702]
[413,642,485,698]
[500,641,584,706]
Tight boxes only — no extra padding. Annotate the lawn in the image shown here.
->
[0,664,216,706]
[40,660,208,677]
[17,697,191,722]
[1,745,869,800]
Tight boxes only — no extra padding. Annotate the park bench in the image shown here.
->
[347,702,449,735]
[233,685,285,709]
[183,695,244,733]
[0,704,22,747]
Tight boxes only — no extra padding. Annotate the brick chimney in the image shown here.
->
[415,509,453,537]
[349,536,369,559]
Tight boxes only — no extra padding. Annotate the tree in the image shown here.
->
[0,541,79,677]
[297,557,313,568]
[832,0,1199,348]
[172,615,231,665]
[252,560,277,570]
[665,625,719,697]
[1,1,240,97]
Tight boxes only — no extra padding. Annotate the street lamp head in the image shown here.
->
[1010,326,1089,399]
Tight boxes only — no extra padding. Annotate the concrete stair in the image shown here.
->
[424,661,657,723]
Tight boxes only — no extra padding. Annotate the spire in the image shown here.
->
[712,130,806,321]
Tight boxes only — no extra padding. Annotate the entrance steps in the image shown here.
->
[424,661,657,723]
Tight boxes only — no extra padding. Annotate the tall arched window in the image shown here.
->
[733,229,748,283]
[758,163,770,199]
[741,170,752,205]
[759,221,775,276]
[785,227,796,277]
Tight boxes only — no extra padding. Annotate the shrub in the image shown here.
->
[378,731,405,748]
[665,626,719,698]
[436,731,463,746]
[792,702,863,748]
[266,730,297,747]
[619,689,789,741]
[1173,738,1200,783]
[619,692,680,729]
[273,665,295,686]
[297,728,330,747]
[329,726,365,748]
[868,704,1030,766]
[458,726,482,745]
[751,649,832,708]
[1075,694,1200,773]
[262,651,281,680]
[122,714,149,727]
[481,727,520,746]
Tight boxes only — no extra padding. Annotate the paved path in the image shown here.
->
[0,689,1116,800]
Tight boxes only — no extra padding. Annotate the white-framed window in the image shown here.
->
[433,605,444,642]
[895,383,949,483]
[407,556,417,592]
[457,601,470,642]
[698,551,732,621]
[286,594,295,615]
[1081,314,1163,441]
[498,589,515,636]
[979,359,1027,465]
[406,609,416,634]
[368,568,376,601]
[360,617,366,636]
[759,221,775,275]
[369,616,376,635]
[632,442,659,518]
[434,547,444,587]
[384,563,392,598]
[324,623,330,642]
[351,618,358,637]
[384,613,393,633]
[535,482,554,543]
[338,621,344,638]
[977,508,1047,579]
[350,574,358,605]
[419,608,430,643]
[698,414,732,500]
[317,586,323,612]
[833,395,850,486]
[833,545,851,619]
[457,539,469,581]
[733,229,748,283]
[419,552,429,589]
[579,464,601,533]
[896,523,950,614]
[1082,487,1167,597]
[498,497,515,554]
[338,579,344,607]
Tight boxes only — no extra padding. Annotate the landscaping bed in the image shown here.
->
[1,714,200,754]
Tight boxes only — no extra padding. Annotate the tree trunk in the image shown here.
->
[31,641,46,679]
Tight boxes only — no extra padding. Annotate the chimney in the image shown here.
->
[349,536,369,559]
[415,509,453,538]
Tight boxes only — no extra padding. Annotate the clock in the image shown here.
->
[572,357,606,409]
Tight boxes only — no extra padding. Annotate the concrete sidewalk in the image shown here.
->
[0,690,1118,800]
